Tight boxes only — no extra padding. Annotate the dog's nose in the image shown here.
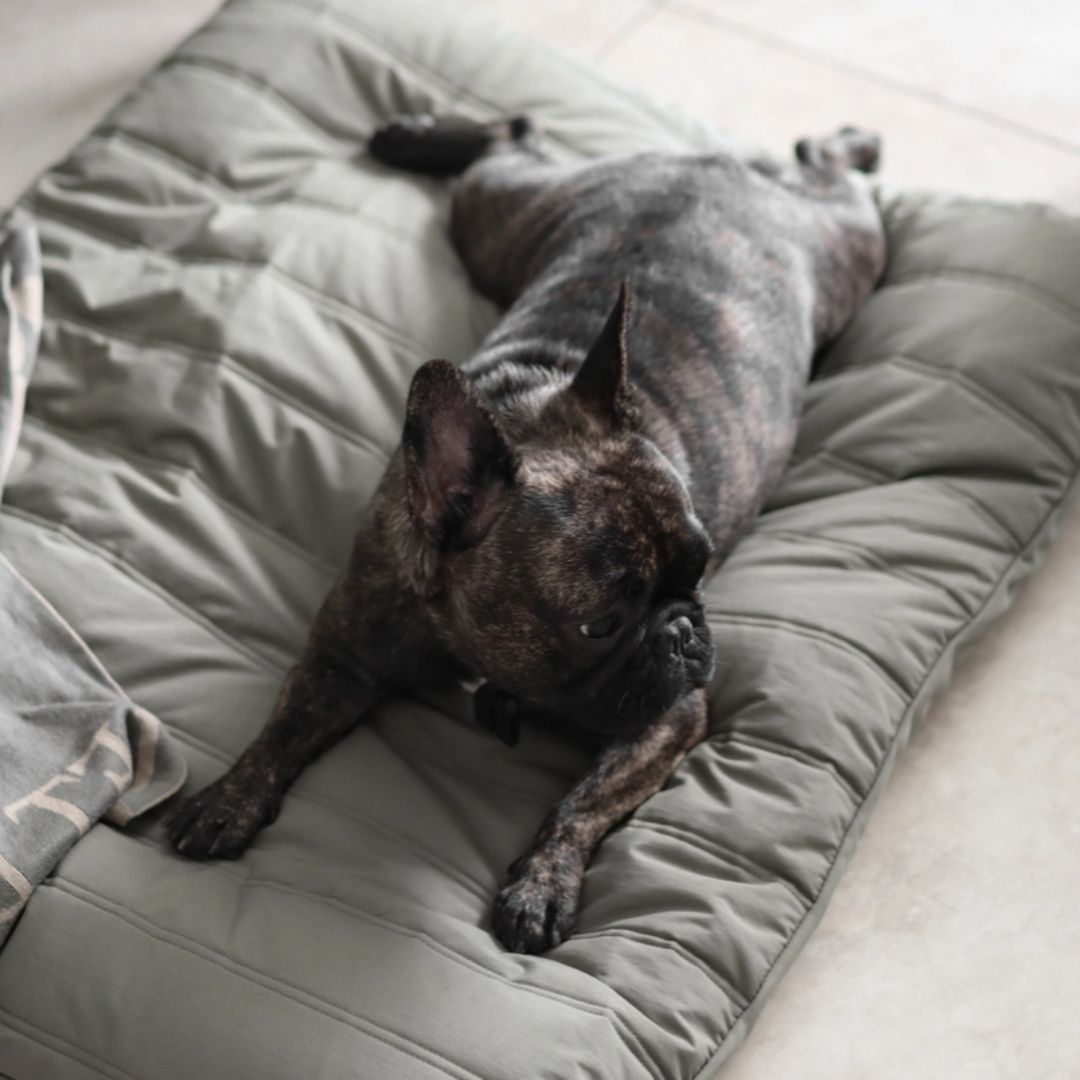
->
[660,615,695,656]
[672,615,694,648]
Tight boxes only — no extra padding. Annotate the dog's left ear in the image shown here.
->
[570,278,637,429]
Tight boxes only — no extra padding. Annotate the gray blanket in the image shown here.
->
[0,209,185,946]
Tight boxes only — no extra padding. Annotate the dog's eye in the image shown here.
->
[580,613,620,639]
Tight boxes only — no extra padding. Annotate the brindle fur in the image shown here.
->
[168,117,886,953]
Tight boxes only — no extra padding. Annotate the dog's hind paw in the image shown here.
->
[369,114,536,176]
[796,126,882,174]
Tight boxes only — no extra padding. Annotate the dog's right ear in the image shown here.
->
[402,360,518,553]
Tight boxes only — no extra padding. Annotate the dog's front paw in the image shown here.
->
[166,765,282,860]
[493,845,584,953]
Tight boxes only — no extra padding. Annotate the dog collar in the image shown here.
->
[472,682,521,747]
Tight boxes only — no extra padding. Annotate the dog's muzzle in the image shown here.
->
[650,600,713,681]
[472,601,714,745]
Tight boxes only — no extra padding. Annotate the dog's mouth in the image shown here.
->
[477,601,713,742]
[651,601,713,681]
[593,600,713,733]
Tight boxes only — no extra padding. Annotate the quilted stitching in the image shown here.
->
[0,0,1078,1077]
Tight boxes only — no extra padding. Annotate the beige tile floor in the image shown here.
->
[473,0,1080,211]
[2,2,1078,1078]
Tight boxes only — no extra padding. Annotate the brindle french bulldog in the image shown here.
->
[167,116,886,953]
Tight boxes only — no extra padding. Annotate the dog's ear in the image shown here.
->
[403,359,517,550]
[570,278,636,428]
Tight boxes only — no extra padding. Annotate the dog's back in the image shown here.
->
[372,117,885,556]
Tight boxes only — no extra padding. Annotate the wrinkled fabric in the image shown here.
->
[0,0,1078,1077]
[0,210,185,949]
[0,210,40,488]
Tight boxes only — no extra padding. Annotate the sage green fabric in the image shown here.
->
[1,0,1079,1077]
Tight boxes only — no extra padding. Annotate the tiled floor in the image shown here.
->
[2,3,1078,1078]
[471,0,1080,210]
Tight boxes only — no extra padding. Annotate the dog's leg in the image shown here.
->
[166,646,382,859]
[370,111,577,305]
[795,126,881,175]
[168,365,504,861]
[493,689,709,953]
[166,554,416,860]
[369,114,539,176]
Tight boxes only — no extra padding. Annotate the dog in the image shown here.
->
[167,115,886,953]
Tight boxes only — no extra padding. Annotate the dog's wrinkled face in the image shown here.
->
[401,286,714,735]
[449,441,713,733]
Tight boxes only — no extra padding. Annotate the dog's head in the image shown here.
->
[401,284,714,736]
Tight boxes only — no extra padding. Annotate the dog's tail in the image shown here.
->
[369,114,537,177]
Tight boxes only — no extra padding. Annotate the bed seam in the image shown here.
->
[20,414,340,580]
[165,724,497,896]
[748,527,980,615]
[26,197,439,361]
[163,54,355,150]
[138,727,497,901]
[75,125,471,275]
[714,731,863,807]
[705,611,911,700]
[169,720,551,840]
[818,350,1075,462]
[42,310,391,463]
[0,1006,134,1080]
[80,831,663,1075]
[624,819,814,909]
[39,881,496,1080]
[0,507,288,679]
[885,269,1080,331]
[786,447,1025,547]
[571,928,751,1011]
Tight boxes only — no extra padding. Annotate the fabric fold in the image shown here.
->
[0,208,185,947]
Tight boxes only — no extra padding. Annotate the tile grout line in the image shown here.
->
[665,0,1080,160]
[592,0,673,61]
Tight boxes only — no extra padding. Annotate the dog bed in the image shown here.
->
[1,0,1079,1076]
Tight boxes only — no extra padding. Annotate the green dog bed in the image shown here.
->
[1,0,1078,1076]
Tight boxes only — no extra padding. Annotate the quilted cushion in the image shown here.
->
[1,0,1079,1077]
